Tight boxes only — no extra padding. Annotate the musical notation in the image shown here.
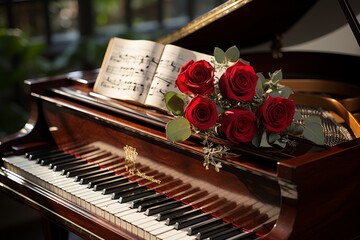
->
[94,38,213,109]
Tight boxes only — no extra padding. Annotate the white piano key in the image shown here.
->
[4,153,258,240]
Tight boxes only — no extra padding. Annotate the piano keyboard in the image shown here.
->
[2,142,277,240]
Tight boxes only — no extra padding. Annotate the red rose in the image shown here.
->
[258,96,295,133]
[184,95,218,131]
[219,60,258,102]
[176,60,215,96]
[219,108,257,143]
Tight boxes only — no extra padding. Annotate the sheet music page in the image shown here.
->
[144,44,212,111]
[93,38,164,103]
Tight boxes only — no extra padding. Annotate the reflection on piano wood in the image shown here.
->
[2,141,278,240]
[1,68,360,240]
[1,0,360,238]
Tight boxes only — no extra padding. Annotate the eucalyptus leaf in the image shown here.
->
[257,73,266,87]
[274,140,287,148]
[269,90,280,98]
[268,133,281,143]
[164,91,185,116]
[252,132,261,147]
[294,111,302,121]
[260,131,272,147]
[214,47,226,63]
[304,115,322,125]
[277,86,293,98]
[288,123,304,135]
[303,122,325,145]
[225,46,240,62]
[270,69,283,84]
[166,117,191,142]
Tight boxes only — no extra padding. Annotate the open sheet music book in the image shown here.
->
[93,37,212,111]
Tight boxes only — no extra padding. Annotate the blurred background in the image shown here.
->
[0,0,227,138]
[0,0,359,239]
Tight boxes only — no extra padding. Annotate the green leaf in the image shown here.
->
[303,115,322,125]
[277,86,293,99]
[164,91,185,116]
[252,132,261,147]
[294,111,302,121]
[268,133,281,143]
[225,46,240,62]
[270,69,283,84]
[256,73,265,92]
[166,117,191,142]
[303,122,325,145]
[257,73,265,85]
[214,47,226,63]
[260,131,272,147]
[287,123,304,135]
[274,140,286,148]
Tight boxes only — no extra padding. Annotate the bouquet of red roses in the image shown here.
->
[165,46,324,171]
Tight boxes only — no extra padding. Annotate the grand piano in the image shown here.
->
[1,0,360,239]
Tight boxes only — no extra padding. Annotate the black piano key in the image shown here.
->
[102,181,137,195]
[156,204,193,221]
[95,177,129,192]
[130,193,167,209]
[35,151,71,162]
[25,146,58,159]
[174,213,212,230]
[27,148,63,160]
[196,222,233,240]
[41,155,78,166]
[89,174,124,189]
[47,156,82,168]
[187,218,223,235]
[165,208,202,226]
[80,171,115,185]
[60,161,95,174]
[144,200,183,216]
[118,188,156,203]
[36,152,73,164]
[66,165,100,178]
[52,159,88,171]
[73,168,108,182]
[203,226,244,240]
[224,231,257,240]
[138,197,174,212]
[111,185,148,200]
[26,143,88,160]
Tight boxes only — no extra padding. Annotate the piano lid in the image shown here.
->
[158,0,318,53]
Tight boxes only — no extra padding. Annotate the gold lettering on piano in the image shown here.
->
[124,145,137,174]
[123,145,161,184]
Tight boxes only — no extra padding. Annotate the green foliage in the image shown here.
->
[270,85,293,99]
[166,117,191,142]
[270,69,283,84]
[303,116,324,145]
[214,47,225,63]
[286,114,324,145]
[0,28,50,136]
[164,91,185,116]
[214,46,240,64]
[303,122,324,145]
[0,29,48,90]
[224,46,240,62]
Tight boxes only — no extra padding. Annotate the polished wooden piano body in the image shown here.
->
[0,68,359,240]
[1,0,360,239]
